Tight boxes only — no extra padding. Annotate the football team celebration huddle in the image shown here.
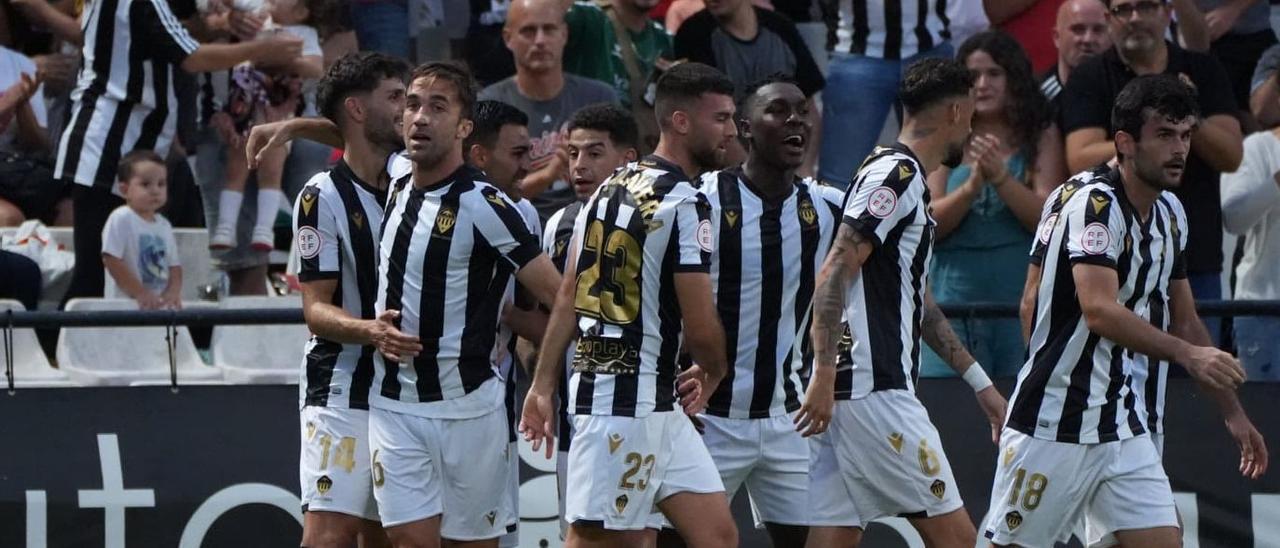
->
[265,49,1271,548]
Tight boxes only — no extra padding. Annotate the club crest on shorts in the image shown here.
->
[930,479,946,500]
[615,494,629,514]
[608,433,624,455]
[316,475,332,495]
[1006,510,1023,530]
[888,432,904,454]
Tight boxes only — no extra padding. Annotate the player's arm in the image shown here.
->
[922,286,1008,443]
[1019,264,1041,344]
[1065,128,1116,174]
[300,279,422,360]
[245,117,344,168]
[523,246,579,458]
[1167,277,1268,479]
[514,255,562,310]
[674,271,728,414]
[505,283,550,344]
[1073,263,1243,390]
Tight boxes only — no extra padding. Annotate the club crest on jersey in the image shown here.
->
[1081,222,1111,255]
[1006,511,1023,530]
[867,187,898,219]
[799,199,817,226]
[615,494,629,514]
[316,475,332,495]
[436,207,457,234]
[724,210,739,228]
[351,210,364,229]
[930,479,946,500]
[888,432,905,454]
[608,433,624,455]
[301,186,319,216]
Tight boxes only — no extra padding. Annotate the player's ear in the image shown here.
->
[1114,130,1136,160]
[623,147,638,163]
[468,143,488,168]
[343,96,364,124]
[672,110,691,135]
[457,118,474,141]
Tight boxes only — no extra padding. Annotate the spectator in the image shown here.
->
[0,249,40,311]
[563,0,672,151]
[1248,42,1280,126]
[1061,0,1243,340]
[922,31,1066,378]
[102,150,182,310]
[0,68,54,227]
[348,0,411,59]
[1041,0,1111,110]
[818,1,952,187]
[1198,0,1277,119]
[1221,128,1280,380]
[465,0,518,87]
[480,0,618,220]
[987,0,1068,74]
[673,0,824,173]
[663,0,770,34]
[53,0,302,303]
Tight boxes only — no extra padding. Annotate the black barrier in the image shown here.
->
[0,381,1276,548]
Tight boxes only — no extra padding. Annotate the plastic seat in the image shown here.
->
[210,296,307,384]
[0,300,75,387]
[56,299,222,386]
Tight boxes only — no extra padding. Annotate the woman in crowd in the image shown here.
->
[923,30,1067,377]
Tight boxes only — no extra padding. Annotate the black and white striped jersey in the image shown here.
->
[701,169,843,418]
[566,155,714,418]
[543,200,582,451]
[294,160,390,410]
[836,0,951,59]
[1028,165,1172,435]
[55,0,201,188]
[497,197,542,442]
[371,165,543,418]
[833,143,935,400]
[1010,168,1188,444]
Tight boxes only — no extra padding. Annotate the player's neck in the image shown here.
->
[413,150,466,189]
[343,136,392,191]
[652,139,701,180]
[1118,163,1159,219]
[516,69,566,101]
[896,126,945,174]
[741,155,794,202]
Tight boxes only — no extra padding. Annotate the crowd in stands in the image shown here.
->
[0,0,1278,381]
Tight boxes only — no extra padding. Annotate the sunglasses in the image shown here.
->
[1109,1,1166,18]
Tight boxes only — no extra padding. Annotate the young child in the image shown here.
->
[210,0,324,251]
[102,150,183,310]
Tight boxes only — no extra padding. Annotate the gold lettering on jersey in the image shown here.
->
[888,432,904,454]
[930,479,947,500]
[1091,194,1109,215]
[1003,446,1016,467]
[485,511,497,526]
[618,171,661,220]
[799,199,817,226]
[573,336,641,375]
[725,210,739,228]
[372,450,385,487]
[608,433,624,455]
[306,421,316,440]
[1006,511,1023,530]
[614,494,629,514]
[436,207,456,233]
[352,210,364,229]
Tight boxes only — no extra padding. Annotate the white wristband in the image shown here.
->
[962,362,993,392]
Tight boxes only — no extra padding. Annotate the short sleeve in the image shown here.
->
[471,185,542,269]
[673,190,713,272]
[1060,57,1111,135]
[101,208,129,259]
[129,0,200,65]
[1250,44,1280,94]
[1064,187,1127,268]
[294,184,342,281]
[1029,180,1084,264]
[841,156,924,247]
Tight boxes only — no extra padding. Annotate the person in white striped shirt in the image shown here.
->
[984,74,1255,548]
[56,0,303,304]
[805,58,1007,548]
[368,62,563,547]
[694,77,841,547]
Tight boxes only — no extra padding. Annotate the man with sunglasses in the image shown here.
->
[1060,0,1243,340]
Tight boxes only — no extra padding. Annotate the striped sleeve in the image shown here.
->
[471,185,541,269]
[842,157,923,246]
[1065,187,1126,269]
[673,190,714,272]
[294,184,341,281]
[130,0,200,65]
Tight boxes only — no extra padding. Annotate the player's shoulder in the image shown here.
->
[1061,179,1122,220]
[386,152,412,180]
[802,177,846,206]
[858,145,924,184]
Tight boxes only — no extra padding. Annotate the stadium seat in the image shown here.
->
[173,228,214,301]
[56,299,222,386]
[0,300,75,387]
[210,296,307,385]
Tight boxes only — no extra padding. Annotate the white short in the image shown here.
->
[982,429,1178,546]
[701,413,810,528]
[1084,431,1170,548]
[499,441,519,548]
[565,411,724,531]
[300,406,379,521]
[368,405,516,539]
[809,390,964,528]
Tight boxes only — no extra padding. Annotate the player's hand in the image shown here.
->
[369,310,422,362]
[245,120,293,169]
[1224,411,1268,479]
[677,365,710,415]
[795,364,835,437]
[975,386,1007,445]
[1183,345,1246,391]
[519,386,557,459]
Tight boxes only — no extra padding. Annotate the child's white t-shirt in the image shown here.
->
[101,206,181,299]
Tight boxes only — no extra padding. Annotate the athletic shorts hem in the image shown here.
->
[379,510,442,529]
[300,504,379,522]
